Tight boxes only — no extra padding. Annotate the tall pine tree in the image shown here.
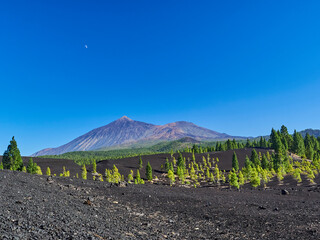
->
[250,149,260,167]
[232,152,239,171]
[293,130,305,157]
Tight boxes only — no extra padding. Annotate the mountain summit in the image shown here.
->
[32,117,241,156]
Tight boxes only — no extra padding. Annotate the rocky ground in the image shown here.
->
[0,168,319,239]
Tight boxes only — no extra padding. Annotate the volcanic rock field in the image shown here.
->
[0,148,319,239]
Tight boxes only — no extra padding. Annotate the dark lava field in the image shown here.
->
[0,148,319,239]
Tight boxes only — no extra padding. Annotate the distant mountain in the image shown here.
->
[299,129,320,138]
[32,116,245,156]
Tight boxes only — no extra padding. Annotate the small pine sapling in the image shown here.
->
[238,171,244,186]
[146,162,153,181]
[36,166,42,175]
[229,171,239,189]
[92,159,97,173]
[139,156,143,169]
[167,169,175,186]
[82,165,87,180]
[46,167,51,176]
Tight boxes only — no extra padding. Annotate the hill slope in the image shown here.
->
[32,116,242,156]
[299,129,320,138]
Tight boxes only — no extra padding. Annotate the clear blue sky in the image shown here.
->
[1,0,320,155]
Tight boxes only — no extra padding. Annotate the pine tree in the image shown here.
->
[146,162,153,181]
[280,125,293,150]
[261,154,269,169]
[169,162,174,172]
[138,156,143,169]
[82,165,87,180]
[238,171,244,186]
[2,137,23,171]
[26,158,38,174]
[165,158,170,172]
[0,161,3,170]
[167,169,175,186]
[229,171,239,189]
[177,154,185,172]
[270,128,277,149]
[304,133,314,160]
[22,166,26,172]
[226,139,232,150]
[177,166,185,183]
[46,167,51,176]
[305,145,314,160]
[136,169,141,182]
[293,168,302,183]
[246,138,251,148]
[128,169,134,183]
[293,130,305,156]
[36,166,42,175]
[232,152,239,171]
[250,149,260,167]
[214,164,220,182]
[92,159,97,173]
[250,168,260,187]
[244,155,251,168]
[206,167,210,179]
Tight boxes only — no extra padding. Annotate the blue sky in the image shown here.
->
[1,0,320,155]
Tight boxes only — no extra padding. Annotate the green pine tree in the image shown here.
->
[250,149,260,167]
[82,164,87,180]
[2,137,23,171]
[146,162,153,181]
[238,171,245,186]
[229,171,239,189]
[293,130,305,157]
[46,167,51,176]
[304,133,314,160]
[232,152,239,171]
[139,156,143,169]
[26,158,38,174]
[92,159,97,173]
[165,158,170,172]
[261,154,269,170]
[167,169,175,186]
[244,155,251,168]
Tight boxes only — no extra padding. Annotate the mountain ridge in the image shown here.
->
[32,116,244,156]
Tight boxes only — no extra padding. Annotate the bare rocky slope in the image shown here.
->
[32,116,241,156]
